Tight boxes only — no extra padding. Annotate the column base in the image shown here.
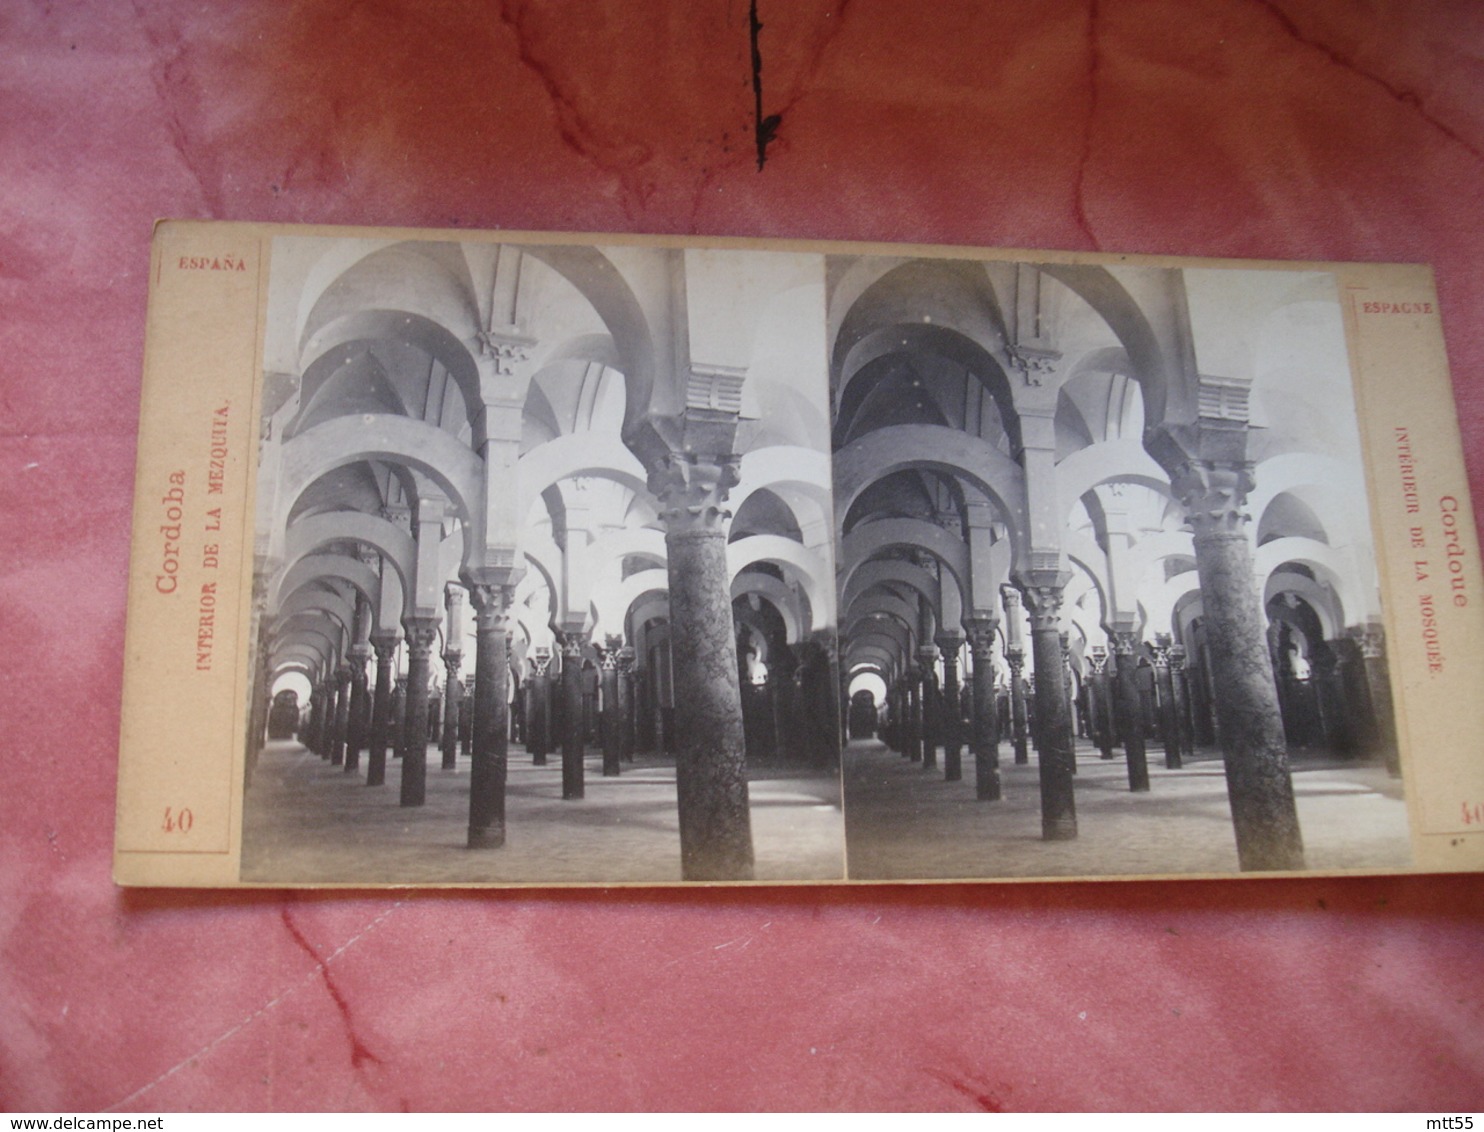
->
[1042,816,1078,841]
[975,764,1001,801]
[467,824,506,849]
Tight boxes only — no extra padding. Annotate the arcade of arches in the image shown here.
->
[245,238,1403,883]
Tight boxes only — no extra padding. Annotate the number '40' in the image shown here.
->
[162,807,194,834]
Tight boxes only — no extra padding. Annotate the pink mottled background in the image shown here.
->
[3,0,1483,1112]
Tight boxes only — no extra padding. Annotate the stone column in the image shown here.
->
[319,677,336,757]
[560,631,588,800]
[461,676,475,757]
[392,676,408,757]
[963,617,1001,800]
[770,646,800,764]
[1087,647,1115,759]
[1002,587,1030,765]
[367,633,397,787]
[600,635,622,777]
[651,452,754,881]
[1006,651,1029,766]
[1152,633,1183,769]
[467,583,512,848]
[398,618,439,807]
[345,653,369,773]
[330,665,351,767]
[617,645,637,762]
[529,649,552,766]
[1358,628,1401,778]
[906,666,924,763]
[1022,577,1077,841]
[1060,632,1078,775]
[936,632,964,781]
[440,652,462,770]
[917,645,940,771]
[1113,631,1150,792]
[1168,454,1303,870]
[306,681,326,757]
[1169,643,1194,760]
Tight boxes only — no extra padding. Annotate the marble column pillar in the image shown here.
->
[651,452,754,881]
[392,676,408,757]
[441,584,465,774]
[306,681,326,757]
[330,666,351,767]
[441,652,462,770]
[317,678,335,758]
[936,633,964,781]
[1169,644,1194,760]
[1088,648,1115,759]
[600,636,622,778]
[460,676,474,757]
[1002,587,1029,765]
[1114,631,1150,792]
[1169,456,1303,870]
[770,647,799,764]
[399,619,439,807]
[345,653,369,773]
[467,583,512,847]
[617,646,636,762]
[917,645,939,771]
[1060,632,1078,775]
[367,634,396,787]
[1153,633,1183,769]
[963,617,1001,800]
[906,668,924,763]
[1022,579,1076,841]
[1006,651,1029,766]
[560,631,588,800]
[529,651,552,765]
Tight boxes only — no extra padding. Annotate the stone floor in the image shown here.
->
[240,739,848,885]
[843,737,1413,881]
[242,734,1412,885]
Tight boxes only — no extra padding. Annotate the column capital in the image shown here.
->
[560,629,589,659]
[467,582,512,630]
[402,617,439,656]
[1168,457,1256,538]
[934,630,965,655]
[1167,642,1188,672]
[1112,629,1141,657]
[1019,579,1067,633]
[1088,645,1109,675]
[370,630,399,661]
[963,616,999,657]
[649,451,742,535]
[1151,632,1173,669]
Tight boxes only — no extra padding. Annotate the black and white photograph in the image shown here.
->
[830,257,1411,878]
[235,232,1415,886]
[241,236,845,884]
